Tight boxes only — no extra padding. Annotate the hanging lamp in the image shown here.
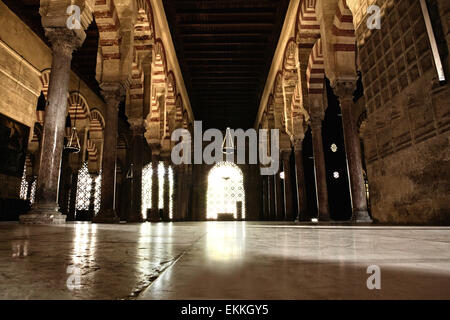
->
[222,127,236,155]
[65,80,81,153]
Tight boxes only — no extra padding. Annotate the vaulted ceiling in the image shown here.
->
[163,0,290,129]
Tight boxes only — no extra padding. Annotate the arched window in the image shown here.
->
[74,163,102,217]
[76,162,93,211]
[207,162,245,220]
[141,162,174,220]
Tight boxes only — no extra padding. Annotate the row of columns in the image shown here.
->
[18,26,191,224]
[261,83,372,223]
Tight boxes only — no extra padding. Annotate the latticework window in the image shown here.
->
[141,161,174,220]
[19,164,28,200]
[94,172,102,215]
[207,161,245,220]
[30,180,36,204]
[75,162,93,211]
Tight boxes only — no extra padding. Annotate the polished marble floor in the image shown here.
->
[0,221,449,300]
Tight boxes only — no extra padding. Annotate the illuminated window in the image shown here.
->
[207,162,245,220]
[141,162,174,220]
[19,164,28,200]
[19,163,36,203]
[30,180,36,204]
[76,162,93,211]
[93,172,102,215]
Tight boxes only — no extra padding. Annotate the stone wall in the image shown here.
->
[356,0,450,224]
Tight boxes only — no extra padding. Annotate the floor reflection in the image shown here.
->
[71,223,97,271]
[206,222,246,261]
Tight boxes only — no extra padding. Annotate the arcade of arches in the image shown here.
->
[0,0,449,299]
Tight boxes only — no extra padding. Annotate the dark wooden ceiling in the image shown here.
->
[2,0,101,98]
[163,0,290,129]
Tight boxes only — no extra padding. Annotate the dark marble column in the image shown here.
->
[20,28,83,224]
[261,175,269,220]
[281,150,294,221]
[334,81,372,223]
[127,122,144,222]
[294,143,308,221]
[67,168,78,221]
[310,116,330,221]
[274,169,284,221]
[148,148,161,222]
[162,159,171,221]
[268,175,276,220]
[173,165,184,221]
[92,84,123,223]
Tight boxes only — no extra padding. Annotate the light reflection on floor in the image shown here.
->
[0,222,449,299]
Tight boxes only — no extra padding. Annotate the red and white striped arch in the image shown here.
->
[306,38,325,95]
[332,0,356,53]
[94,0,121,61]
[150,40,168,123]
[68,92,91,124]
[283,39,298,72]
[39,69,51,99]
[90,109,105,133]
[175,94,183,128]
[295,0,321,48]
[135,0,155,55]
[86,139,99,164]
[165,71,177,136]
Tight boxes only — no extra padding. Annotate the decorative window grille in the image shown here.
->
[19,164,28,200]
[30,180,36,204]
[207,161,245,220]
[141,161,174,220]
[142,164,152,219]
[94,171,102,215]
[75,162,93,211]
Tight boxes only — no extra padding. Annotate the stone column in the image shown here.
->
[20,28,83,224]
[268,175,276,220]
[67,168,79,221]
[127,122,144,222]
[261,175,269,220]
[148,148,161,222]
[88,174,97,220]
[334,81,372,222]
[281,150,294,221]
[162,159,171,221]
[93,84,123,223]
[310,115,330,221]
[181,164,191,220]
[274,169,283,221]
[173,165,184,221]
[294,143,308,221]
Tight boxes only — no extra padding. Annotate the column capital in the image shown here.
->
[100,83,125,108]
[129,118,145,134]
[280,149,291,160]
[293,139,303,152]
[332,79,357,102]
[310,113,323,129]
[45,27,84,58]
[151,146,161,157]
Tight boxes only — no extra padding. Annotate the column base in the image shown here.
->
[19,203,66,224]
[92,209,120,224]
[318,213,331,221]
[351,210,373,223]
[147,208,161,222]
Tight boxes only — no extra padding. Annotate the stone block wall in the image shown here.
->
[356,0,450,224]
